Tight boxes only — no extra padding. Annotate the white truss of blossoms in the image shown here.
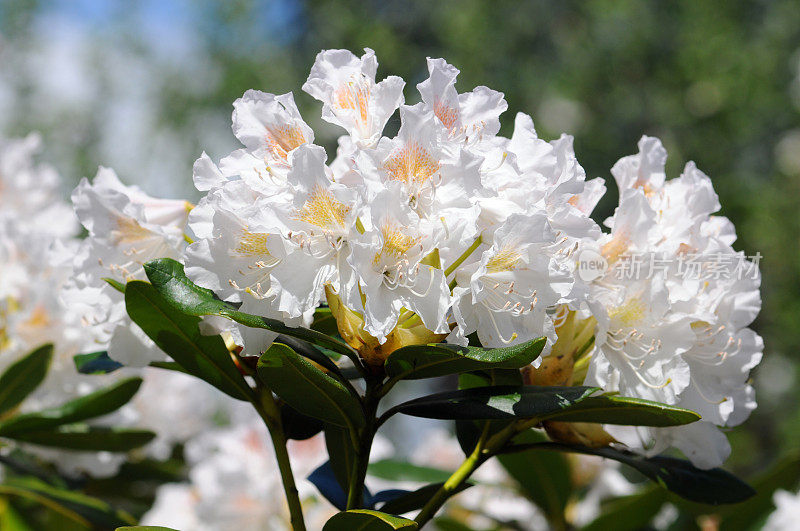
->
[63,49,763,472]
[64,167,192,366]
[0,135,237,479]
[572,137,763,468]
[161,49,764,469]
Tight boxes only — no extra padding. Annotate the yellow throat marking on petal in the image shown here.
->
[434,99,459,131]
[335,79,371,126]
[485,245,522,273]
[111,215,152,245]
[384,141,440,190]
[265,125,306,161]
[294,185,350,232]
[601,233,629,264]
[373,224,421,266]
[235,230,272,257]
[609,297,646,327]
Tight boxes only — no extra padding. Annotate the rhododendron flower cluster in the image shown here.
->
[134,48,761,470]
[7,48,762,529]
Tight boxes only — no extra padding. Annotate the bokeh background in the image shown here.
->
[2,0,799,497]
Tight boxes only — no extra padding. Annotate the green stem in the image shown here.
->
[346,378,381,509]
[254,388,307,531]
[444,235,482,278]
[415,419,533,528]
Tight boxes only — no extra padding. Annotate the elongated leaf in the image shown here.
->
[257,343,363,429]
[503,442,755,504]
[281,402,324,440]
[389,385,598,421]
[323,510,418,530]
[455,370,523,454]
[73,351,123,375]
[497,430,572,527]
[368,459,453,484]
[324,425,358,498]
[538,394,700,426]
[0,344,52,416]
[7,425,155,451]
[142,258,356,359]
[125,280,252,401]
[377,483,472,515]
[0,476,136,528]
[0,377,142,436]
[384,338,545,381]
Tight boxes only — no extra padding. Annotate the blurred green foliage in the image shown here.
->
[2,0,800,496]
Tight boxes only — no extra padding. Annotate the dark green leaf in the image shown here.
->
[0,476,136,528]
[257,343,363,429]
[323,510,418,530]
[378,483,472,515]
[7,425,155,452]
[0,377,143,436]
[324,425,357,497]
[0,344,52,416]
[389,385,598,420]
[281,402,324,440]
[497,430,572,526]
[539,394,700,427]
[142,258,356,360]
[368,459,453,484]
[455,370,522,454]
[73,351,123,375]
[504,442,755,505]
[125,280,252,401]
[384,338,546,381]
[311,306,339,337]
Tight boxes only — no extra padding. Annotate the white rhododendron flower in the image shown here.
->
[65,167,191,366]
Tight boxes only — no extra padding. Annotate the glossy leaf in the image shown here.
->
[0,377,143,436]
[323,510,418,530]
[497,430,572,527]
[368,459,453,484]
[377,482,472,515]
[324,425,358,498]
[125,280,252,401]
[142,258,356,359]
[281,402,324,440]
[503,442,755,504]
[539,394,700,427]
[0,344,52,416]
[388,385,598,420]
[308,460,370,511]
[0,476,136,529]
[7,425,155,451]
[73,351,123,375]
[257,343,363,429]
[384,337,546,381]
